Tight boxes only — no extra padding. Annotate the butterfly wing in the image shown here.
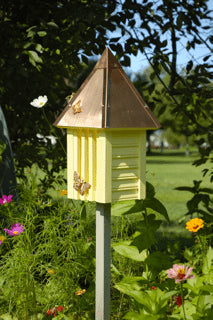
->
[80,181,91,195]
[73,171,82,191]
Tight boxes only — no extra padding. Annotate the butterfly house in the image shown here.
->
[54,47,160,203]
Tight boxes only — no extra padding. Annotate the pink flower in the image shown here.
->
[167,264,194,283]
[4,223,24,236]
[0,195,13,205]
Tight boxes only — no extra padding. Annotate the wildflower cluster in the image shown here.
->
[47,305,64,317]
[61,189,67,196]
[0,194,13,205]
[0,195,24,244]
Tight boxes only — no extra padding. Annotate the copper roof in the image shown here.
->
[54,47,160,129]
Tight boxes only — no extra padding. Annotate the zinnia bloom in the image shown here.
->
[186,218,204,232]
[175,295,184,307]
[167,264,194,283]
[61,190,67,196]
[4,223,24,236]
[0,195,13,205]
[30,95,48,108]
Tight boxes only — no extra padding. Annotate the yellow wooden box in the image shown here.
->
[67,128,146,202]
[54,48,160,203]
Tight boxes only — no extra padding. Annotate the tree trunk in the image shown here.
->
[185,135,190,157]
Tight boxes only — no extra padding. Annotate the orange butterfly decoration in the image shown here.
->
[72,100,82,114]
[73,171,91,195]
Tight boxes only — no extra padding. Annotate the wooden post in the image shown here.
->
[96,203,111,320]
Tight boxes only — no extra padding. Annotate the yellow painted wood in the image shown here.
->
[67,130,73,199]
[66,128,147,203]
[138,131,146,199]
[96,131,112,203]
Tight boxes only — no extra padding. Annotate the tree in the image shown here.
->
[0,0,126,192]
[0,0,212,190]
[115,0,212,177]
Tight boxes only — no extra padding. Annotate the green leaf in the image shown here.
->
[123,311,142,320]
[144,251,172,273]
[47,22,59,28]
[111,200,138,216]
[146,182,155,198]
[124,311,161,320]
[37,31,47,37]
[131,215,162,252]
[80,203,87,220]
[175,186,195,193]
[112,241,148,261]
[200,285,213,294]
[202,246,213,274]
[27,50,43,66]
[121,55,131,67]
[200,188,213,194]
[115,282,176,315]
[142,198,169,222]
[115,286,153,312]
[177,14,183,30]
[0,314,18,320]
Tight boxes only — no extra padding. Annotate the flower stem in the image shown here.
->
[180,282,187,320]
[42,108,66,156]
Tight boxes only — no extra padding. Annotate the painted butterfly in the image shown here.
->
[72,100,82,114]
[64,92,76,107]
[73,171,91,195]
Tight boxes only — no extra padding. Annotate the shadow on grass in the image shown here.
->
[147,150,198,164]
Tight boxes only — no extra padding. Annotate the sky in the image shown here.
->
[107,0,213,77]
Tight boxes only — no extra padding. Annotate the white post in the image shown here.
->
[96,203,111,320]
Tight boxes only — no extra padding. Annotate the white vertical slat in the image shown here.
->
[96,203,111,320]
[81,129,86,200]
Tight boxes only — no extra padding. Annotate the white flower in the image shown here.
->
[30,95,48,108]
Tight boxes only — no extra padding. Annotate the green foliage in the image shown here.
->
[0,186,96,319]
[112,182,213,319]
[176,180,213,223]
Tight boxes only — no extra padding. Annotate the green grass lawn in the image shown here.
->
[146,148,212,225]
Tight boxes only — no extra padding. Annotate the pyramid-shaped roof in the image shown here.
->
[54,47,160,129]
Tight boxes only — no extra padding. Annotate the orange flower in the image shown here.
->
[76,288,86,296]
[61,190,67,196]
[47,269,55,275]
[186,218,204,232]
